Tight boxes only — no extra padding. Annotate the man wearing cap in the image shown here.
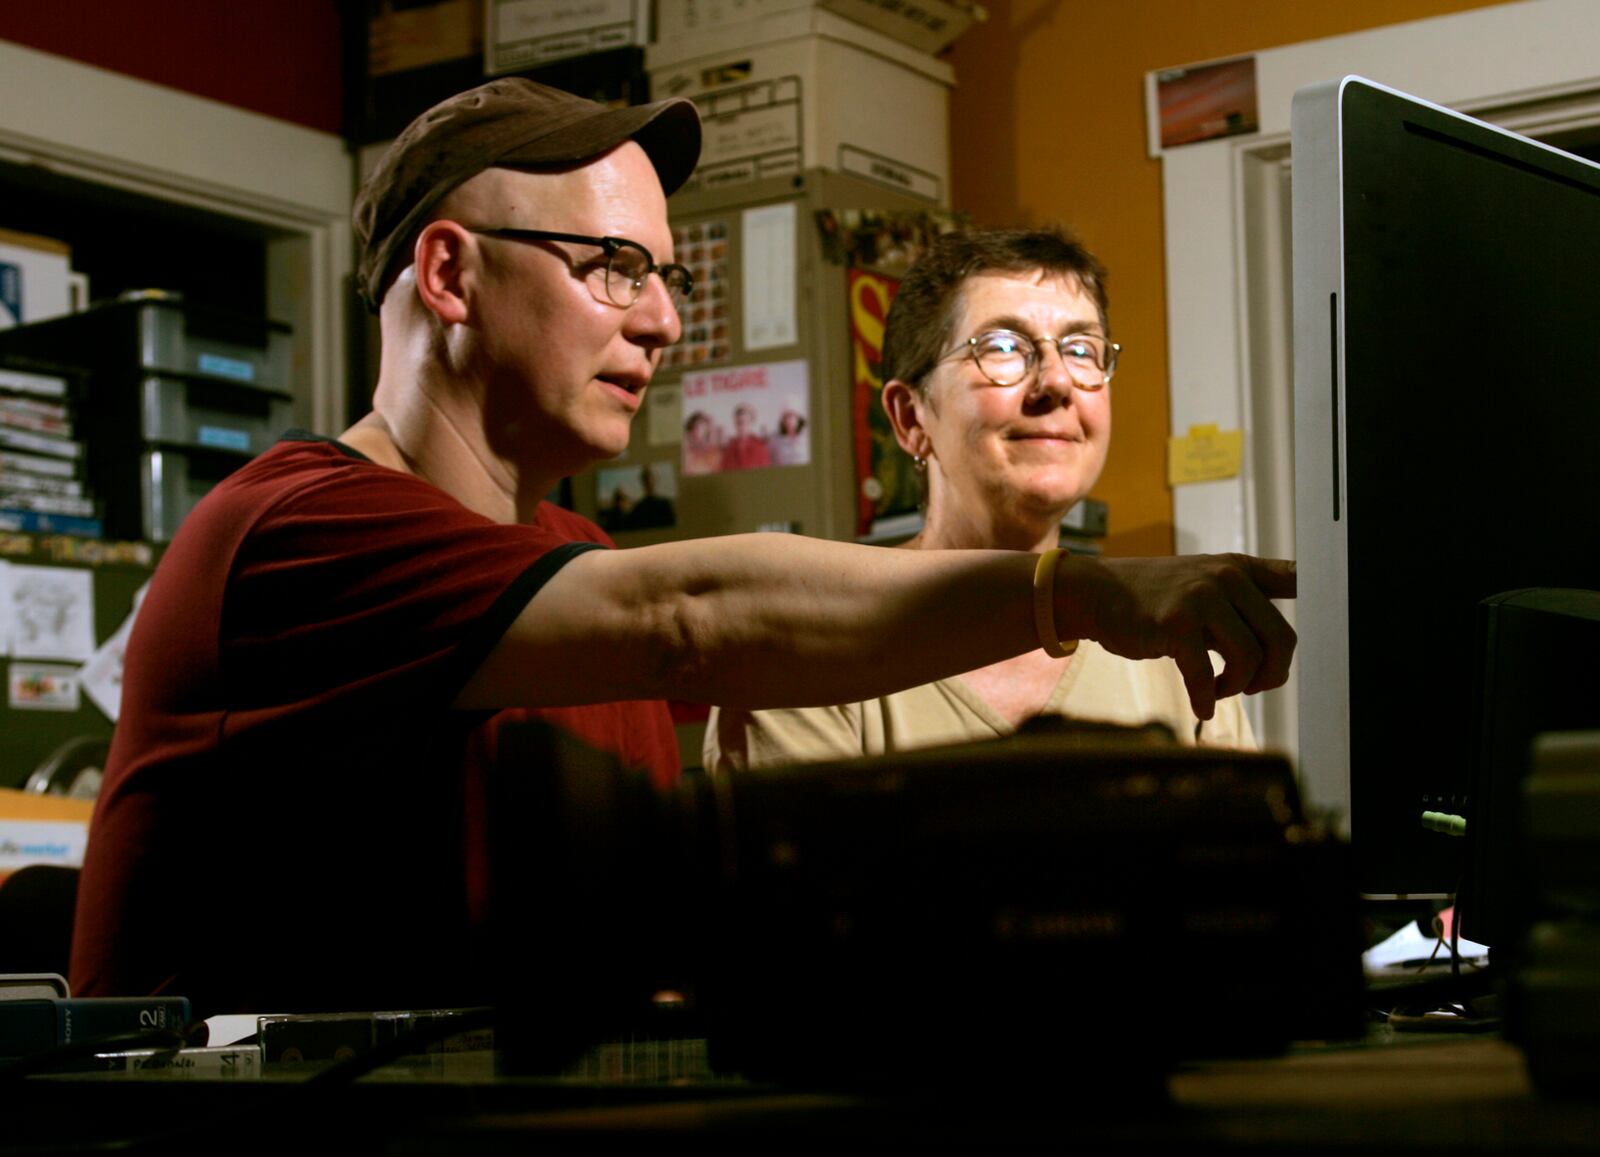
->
[71,80,1298,1015]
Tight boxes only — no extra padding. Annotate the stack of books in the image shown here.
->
[0,364,99,538]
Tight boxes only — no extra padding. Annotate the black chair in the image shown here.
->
[0,864,80,980]
[24,735,110,800]
[1,735,104,981]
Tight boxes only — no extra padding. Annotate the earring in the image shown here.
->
[913,456,927,472]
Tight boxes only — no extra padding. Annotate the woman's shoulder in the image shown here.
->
[705,700,868,773]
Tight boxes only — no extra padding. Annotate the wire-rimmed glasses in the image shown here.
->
[463,227,694,311]
[947,329,1121,390]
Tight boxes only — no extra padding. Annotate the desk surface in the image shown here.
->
[14,1034,1599,1151]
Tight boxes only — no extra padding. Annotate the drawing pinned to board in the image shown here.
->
[680,360,810,476]
[1,562,95,661]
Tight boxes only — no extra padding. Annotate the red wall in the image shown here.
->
[0,3,343,135]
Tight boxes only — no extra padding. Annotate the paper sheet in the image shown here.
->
[1,562,94,661]
[647,382,683,447]
[741,202,798,351]
[1167,423,1244,486]
[80,580,149,722]
[1363,918,1489,973]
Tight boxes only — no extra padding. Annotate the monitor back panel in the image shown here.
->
[1292,77,1600,898]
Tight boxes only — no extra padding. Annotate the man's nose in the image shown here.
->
[628,272,683,347]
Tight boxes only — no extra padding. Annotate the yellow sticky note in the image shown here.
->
[1167,423,1244,486]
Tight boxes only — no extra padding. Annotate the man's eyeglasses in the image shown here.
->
[463,228,694,311]
[944,328,1121,390]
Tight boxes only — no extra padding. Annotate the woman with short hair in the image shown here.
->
[706,229,1257,772]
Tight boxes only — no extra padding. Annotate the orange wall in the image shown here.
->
[948,0,1509,557]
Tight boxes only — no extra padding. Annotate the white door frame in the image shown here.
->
[0,40,352,434]
[1150,0,1600,754]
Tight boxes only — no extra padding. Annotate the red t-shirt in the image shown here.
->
[69,434,678,1015]
[718,435,771,472]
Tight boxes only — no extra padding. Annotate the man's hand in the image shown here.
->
[1058,554,1297,720]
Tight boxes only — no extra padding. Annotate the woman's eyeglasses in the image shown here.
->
[946,328,1121,390]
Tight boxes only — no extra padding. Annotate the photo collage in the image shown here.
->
[661,218,731,372]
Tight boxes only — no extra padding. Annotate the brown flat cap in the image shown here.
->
[354,78,701,310]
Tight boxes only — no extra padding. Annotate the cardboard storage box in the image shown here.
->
[0,230,72,331]
[655,0,981,56]
[367,0,481,76]
[486,0,650,74]
[648,8,953,203]
[350,0,486,145]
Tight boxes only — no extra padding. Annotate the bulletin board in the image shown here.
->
[571,168,943,547]
[0,532,159,789]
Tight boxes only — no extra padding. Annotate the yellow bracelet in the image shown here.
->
[1032,548,1080,660]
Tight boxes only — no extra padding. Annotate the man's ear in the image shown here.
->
[881,378,933,460]
[412,221,473,326]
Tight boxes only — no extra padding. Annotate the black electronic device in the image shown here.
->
[490,720,1362,1089]
[1292,77,1600,902]
[1459,589,1600,950]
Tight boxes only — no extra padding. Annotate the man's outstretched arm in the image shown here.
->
[454,536,1295,721]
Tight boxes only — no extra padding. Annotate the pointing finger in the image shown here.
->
[1173,642,1217,722]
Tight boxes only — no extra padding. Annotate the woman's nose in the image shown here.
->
[1030,341,1076,400]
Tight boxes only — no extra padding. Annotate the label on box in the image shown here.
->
[656,0,976,53]
[0,368,68,398]
[687,77,803,192]
[489,0,642,73]
[657,0,808,38]
[198,426,252,453]
[197,353,256,383]
[839,146,942,202]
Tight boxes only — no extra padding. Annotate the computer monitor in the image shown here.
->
[1291,76,1600,905]
[1465,588,1600,947]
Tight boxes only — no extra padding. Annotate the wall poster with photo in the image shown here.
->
[680,359,810,477]
[596,460,678,533]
